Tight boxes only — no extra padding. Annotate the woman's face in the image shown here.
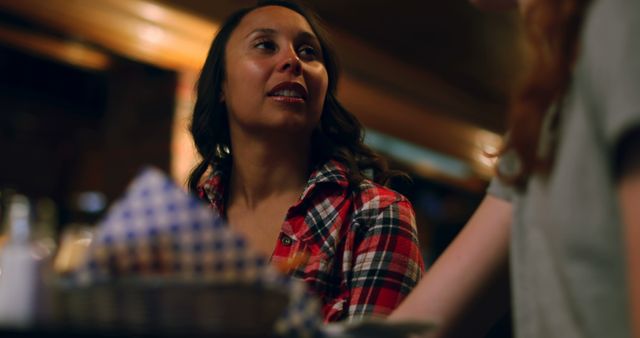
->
[223,6,329,139]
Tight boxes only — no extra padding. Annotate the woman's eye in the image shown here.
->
[298,45,318,60]
[255,40,277,51]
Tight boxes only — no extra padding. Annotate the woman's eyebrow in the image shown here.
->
[245,28,319,43]
[245,28,277,38]
[298,31,320,44]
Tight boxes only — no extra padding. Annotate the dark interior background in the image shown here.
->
[0,1,520,336]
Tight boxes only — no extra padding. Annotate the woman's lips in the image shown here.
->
[267,82,308,104]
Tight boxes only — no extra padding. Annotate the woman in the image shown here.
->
[187,0,424,322]
[391,0,640,337]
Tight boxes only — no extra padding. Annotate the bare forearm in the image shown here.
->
[619,176,640,338]
[389,195,512,337]
[616,128,640,337]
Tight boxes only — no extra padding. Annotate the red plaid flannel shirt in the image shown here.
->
[199,159,424,322]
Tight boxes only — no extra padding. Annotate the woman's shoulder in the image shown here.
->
[313,158,412,210]
[352,179,412,213]
[343,179,416,236]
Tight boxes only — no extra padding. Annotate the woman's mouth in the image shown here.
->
[267,82,307,104]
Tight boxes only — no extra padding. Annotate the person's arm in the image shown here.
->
[389,195,512,338]
[615,129,640,338]
[620,177,640,338]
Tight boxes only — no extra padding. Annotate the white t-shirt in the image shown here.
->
[488,0,640,337]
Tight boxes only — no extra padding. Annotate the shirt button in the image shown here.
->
[280,234,293,246]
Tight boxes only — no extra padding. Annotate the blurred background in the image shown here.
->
[0,0,522,333]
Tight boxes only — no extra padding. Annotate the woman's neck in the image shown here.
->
[228,134,311,210]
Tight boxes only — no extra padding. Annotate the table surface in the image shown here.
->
[6,281,291,338]
[0,327,279,338]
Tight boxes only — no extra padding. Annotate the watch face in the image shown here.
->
[469,0,519,10]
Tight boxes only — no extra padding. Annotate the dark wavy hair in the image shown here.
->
[500,0,592,188]
[188,0,397,194]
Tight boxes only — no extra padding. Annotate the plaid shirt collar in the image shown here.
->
[200,159,350,215]
[199,159,424,321]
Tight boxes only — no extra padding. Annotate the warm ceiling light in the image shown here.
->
[137,2,167,22]
[138,25,166,44]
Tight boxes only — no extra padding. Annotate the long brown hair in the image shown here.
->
[188,1,397,195]
[501,0,592,188]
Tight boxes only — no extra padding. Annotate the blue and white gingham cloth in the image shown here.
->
[72,167,323,338]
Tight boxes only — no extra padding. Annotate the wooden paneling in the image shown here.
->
[339,75,501,179]
[0,0,217,70]
[0,0,503,182]
[0,24,111,70]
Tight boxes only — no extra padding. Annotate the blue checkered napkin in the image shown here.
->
[261,269,324,338]
[74,167,266,285]
[70,167,323,338]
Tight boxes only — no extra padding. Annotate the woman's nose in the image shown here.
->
[277,48,302,75]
